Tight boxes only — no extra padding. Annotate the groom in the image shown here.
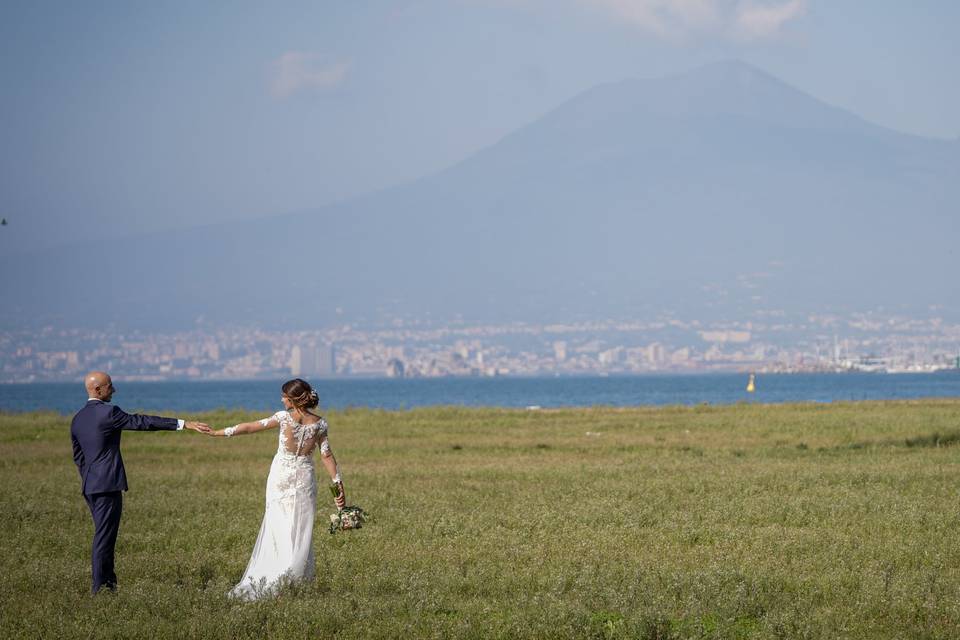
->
[70,371,210,594]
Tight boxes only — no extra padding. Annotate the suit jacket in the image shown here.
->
[70,400,179,495]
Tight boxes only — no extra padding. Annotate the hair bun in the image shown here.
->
[281,378,319,410]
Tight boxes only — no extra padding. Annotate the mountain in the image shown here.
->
[3,60,958,329]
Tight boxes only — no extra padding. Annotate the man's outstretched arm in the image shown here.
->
[110,406,209,433]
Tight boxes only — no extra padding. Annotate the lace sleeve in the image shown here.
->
[317,419,340,481]
[259,411,285,427]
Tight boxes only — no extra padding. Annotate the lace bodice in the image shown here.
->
[268,410,328,457]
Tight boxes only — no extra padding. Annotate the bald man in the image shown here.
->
[70,371,210,594]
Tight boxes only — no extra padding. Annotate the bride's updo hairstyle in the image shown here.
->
[282,378,319,410]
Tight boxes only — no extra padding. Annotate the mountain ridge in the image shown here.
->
[3,60,957,329]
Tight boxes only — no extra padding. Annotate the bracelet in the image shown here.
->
[224,426,238,437]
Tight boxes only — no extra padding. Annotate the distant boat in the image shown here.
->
[746,373,756,393]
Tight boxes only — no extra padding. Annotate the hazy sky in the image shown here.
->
[1,1,957,252]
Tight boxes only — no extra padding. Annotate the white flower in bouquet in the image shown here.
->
[329,506,367,534]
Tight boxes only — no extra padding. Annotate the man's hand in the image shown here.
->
[184,421,211,434]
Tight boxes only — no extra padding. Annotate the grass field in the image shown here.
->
[2,400,960,639]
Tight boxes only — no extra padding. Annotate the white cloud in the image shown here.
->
[272,52,350,98]
[586,0,721,36]
[578,0,806,40]
[734,0,806,40]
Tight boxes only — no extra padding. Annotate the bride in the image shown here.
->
[210,378,346,600]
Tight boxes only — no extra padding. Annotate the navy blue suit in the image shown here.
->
[70,399,179,593]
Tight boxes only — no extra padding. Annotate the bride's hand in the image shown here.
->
[332,481,346,509]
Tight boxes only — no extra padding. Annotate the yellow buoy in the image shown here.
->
[746,373,756,393]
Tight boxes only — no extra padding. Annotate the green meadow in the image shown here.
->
[2,401,959,639]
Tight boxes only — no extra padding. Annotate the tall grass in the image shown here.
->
[1,400,959,638]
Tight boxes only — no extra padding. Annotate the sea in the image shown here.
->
[1,372,959,415]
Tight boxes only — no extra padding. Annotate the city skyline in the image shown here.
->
[4,308,958,383]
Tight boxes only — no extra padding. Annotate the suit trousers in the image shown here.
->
[84,491,123,593]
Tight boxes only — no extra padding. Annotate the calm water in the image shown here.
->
[1,373,959,415]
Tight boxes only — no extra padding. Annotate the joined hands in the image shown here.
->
[185,421,211,434]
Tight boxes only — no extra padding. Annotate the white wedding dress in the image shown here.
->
[229,410,329,600]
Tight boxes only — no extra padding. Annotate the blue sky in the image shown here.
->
[1,1,957,251]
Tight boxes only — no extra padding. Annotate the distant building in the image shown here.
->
[553,341,567,362]
[599,347,623,366]
[290,346,304,375]
[290,342,336,377]
[317,343,335,375]
[386,358,405,378]
[647,343,665,366]
[698,330,751,343]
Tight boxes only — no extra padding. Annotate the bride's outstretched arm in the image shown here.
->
[210,416,279,437]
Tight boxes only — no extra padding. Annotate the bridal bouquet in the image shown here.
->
[329,506,367,534]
